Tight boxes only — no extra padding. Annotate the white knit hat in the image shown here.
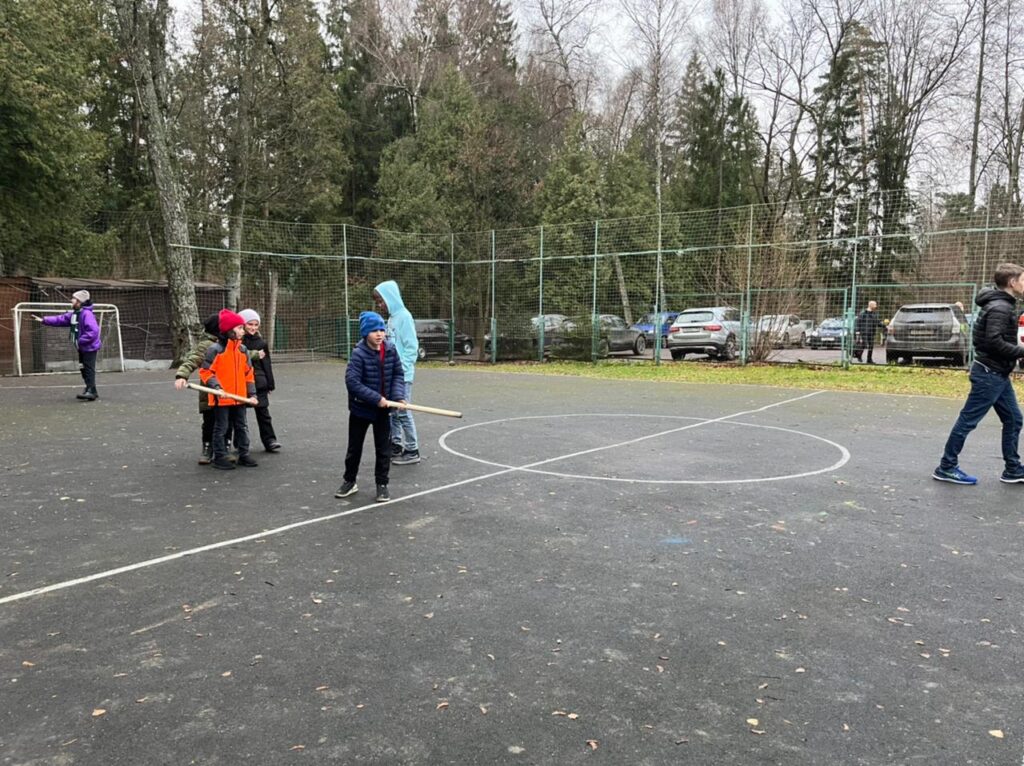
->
[239,309,261,324]
[72,290,90,303]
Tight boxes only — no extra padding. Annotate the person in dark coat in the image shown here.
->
[335,311,405,503]
[934,263,1024,485]
[853,300,882,363]
[240,309,281,453]
[33,290,102,400]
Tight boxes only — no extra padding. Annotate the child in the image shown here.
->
[239,309,281,452]
[934,262,1024,484]
[374,280,420,464]
[199,309,260,471]
[336,311,405,502]
[174,312,221,464]
[32,289,102,400]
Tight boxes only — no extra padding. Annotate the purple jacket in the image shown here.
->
[42,305,102,352]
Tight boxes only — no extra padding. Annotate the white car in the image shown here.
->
[755,314,809,348]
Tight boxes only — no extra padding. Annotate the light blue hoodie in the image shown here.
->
[374,280,418,382]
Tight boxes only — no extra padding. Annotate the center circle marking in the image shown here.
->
[439,413,851,485]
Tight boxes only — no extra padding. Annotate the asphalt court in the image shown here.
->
[2,363,1022,764]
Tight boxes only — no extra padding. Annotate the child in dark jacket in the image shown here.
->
[336,311,405,502]
[934,262,1024,485]
[239,309,281,452]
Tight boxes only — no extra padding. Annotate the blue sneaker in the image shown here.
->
[932,466,978,485]
[1000,465,1024,483]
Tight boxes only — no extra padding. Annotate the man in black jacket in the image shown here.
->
[853,300,882,363]
[934,263,1024,484]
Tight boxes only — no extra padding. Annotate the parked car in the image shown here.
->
[666,306,742,361]
[596,314,647,356]
[415,319,474,359]
[482,313,576,356]
[629,311,680,345]
[755,314,810,348]
[886,303,969,366]
[808,317,848,349]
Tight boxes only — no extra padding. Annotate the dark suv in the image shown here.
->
[886,303,969,366]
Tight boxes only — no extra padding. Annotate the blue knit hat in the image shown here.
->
[359,311,386,337]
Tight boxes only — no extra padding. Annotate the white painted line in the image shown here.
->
[1,380,170,390]
[440,413,850,484]
[0,390,826,607]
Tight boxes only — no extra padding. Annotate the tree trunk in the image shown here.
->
[612,254,632,324]
[227,214,244,310]
[969,0,989,206]
[267,267,279,349]
[114,0,201,364]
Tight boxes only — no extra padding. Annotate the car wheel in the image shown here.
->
[633,335,647,355]
[461,341,473,355]
[718,335,738,361]
[886,350,898,364]
[596,339,610,358]
[950,353,964,367]
[670,349,684,361]
[417,346,427,361]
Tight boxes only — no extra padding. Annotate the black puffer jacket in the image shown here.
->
[244,333,275,392]
[973,287,1024,374]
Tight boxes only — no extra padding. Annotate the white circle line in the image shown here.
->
[439,413,851,485]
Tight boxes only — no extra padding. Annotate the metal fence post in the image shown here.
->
[449,233,455,362]
[592,220,599,362]
[655,214,663,367]
[742,204,754,365]
[490,230,497,363]
[849,198,862,369]
[982,205,991,285]
[538,225,545,362]
[343,224,351,358]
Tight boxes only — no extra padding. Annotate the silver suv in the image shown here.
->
[667,306,742,361]
[885,303,969,366]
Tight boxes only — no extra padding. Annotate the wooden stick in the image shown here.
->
[186,381,255,405]
[386,400,462,419]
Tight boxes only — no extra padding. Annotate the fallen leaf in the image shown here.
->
[423,612,434,619]
[21,661,35,667]
[750,729,766,735]
[568,713,580,720]
[92,709,107,718]
[842,723,850,732]
[989,729,1004,739]
[479,705,488,715]
[746,718,759,726]
[221,671,232,677]
[315,685,329,692]
[311,597,323,605]
[586,740,599,751]
[135,698,147,704]
[553,710,567,717]
[289,745,305,751]
[436,701,449,710]
[794,667,806,673]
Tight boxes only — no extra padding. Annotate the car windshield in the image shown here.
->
[637,312,673,324]
[677,311,714,324]
[895,308,952,323]
[820,319,843,329]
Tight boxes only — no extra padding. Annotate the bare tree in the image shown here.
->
[113,0,202,363]
[705,0,767,98]
[968,0,991,205]
[526,0,601,115]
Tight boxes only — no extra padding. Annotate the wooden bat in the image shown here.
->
[386,400,462,418]
[186,381,256,405]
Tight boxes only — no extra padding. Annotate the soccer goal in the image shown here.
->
[12,302,126,376]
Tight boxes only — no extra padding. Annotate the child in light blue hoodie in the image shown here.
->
[374,280,420,464]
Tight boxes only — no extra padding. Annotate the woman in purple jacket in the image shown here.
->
[32,290,103,400]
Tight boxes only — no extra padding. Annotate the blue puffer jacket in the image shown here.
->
[346,339,405,420]
[374,280,418,382]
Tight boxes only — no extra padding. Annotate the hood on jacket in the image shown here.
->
[374,280,406,315]
[203,312,220,338]
[976,287,1016,309]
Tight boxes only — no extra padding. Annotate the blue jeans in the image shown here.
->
[940,362,1023,470]
[390,381,418,452]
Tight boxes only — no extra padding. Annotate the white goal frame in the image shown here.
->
[12,302,126,376]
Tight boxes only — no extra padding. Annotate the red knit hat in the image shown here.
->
[218,309,246,334]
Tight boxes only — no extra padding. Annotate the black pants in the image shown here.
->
[78,349,97,392]
[254,391,277,448]
[202,409,215,444]
[212,406,250,460]
[344,412,390,486]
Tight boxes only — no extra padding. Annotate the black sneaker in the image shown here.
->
[237,454,258,467]
[375,484,390,502]
[211,457,236,470]
[76,388,90,400]
[391,443,403,458]
[266,442,282,453]
[79,390,98,401]
[335,480,357,498]
[1000,465,1024,483]
[198,442,213,465]
[392,450,420,465]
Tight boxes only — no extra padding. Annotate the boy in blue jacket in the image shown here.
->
[374,280,420,464]
[336,311,405,502]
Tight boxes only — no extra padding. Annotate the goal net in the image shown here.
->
[12,303,126,376]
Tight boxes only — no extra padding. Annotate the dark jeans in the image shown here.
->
[940,362,1023,470]
[212,406,250,461]
[254,391,277,448]
[78,349,97,392]
[344,412,391,486]
[202,409,215,444]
